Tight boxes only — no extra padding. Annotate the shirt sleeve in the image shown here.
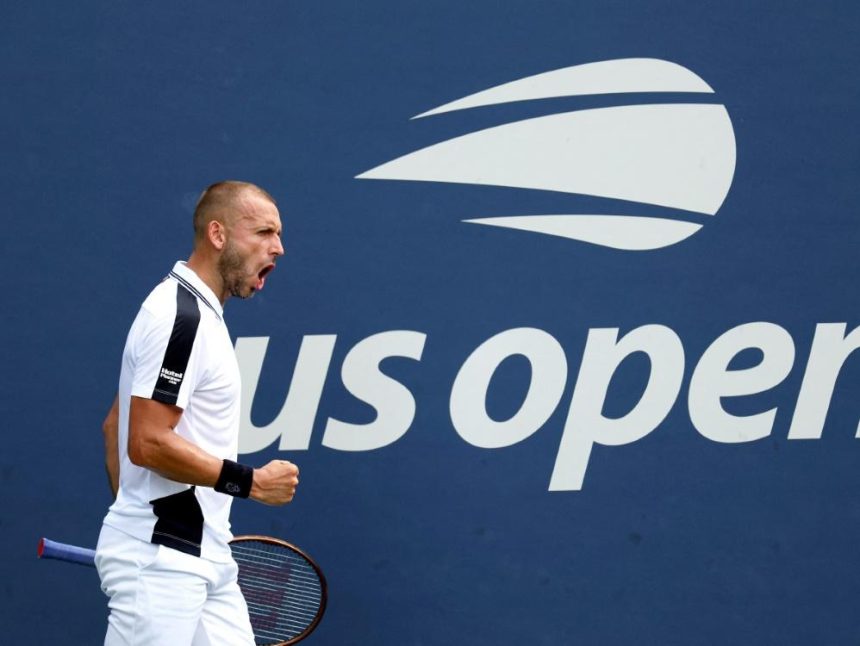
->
[128,285,203,409]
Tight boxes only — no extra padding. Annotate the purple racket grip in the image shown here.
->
[38,538,96,567]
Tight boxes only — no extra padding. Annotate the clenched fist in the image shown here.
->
[250,460,300,505]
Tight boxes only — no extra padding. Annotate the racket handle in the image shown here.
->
[38,538,96,567]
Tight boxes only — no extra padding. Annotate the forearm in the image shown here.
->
[131,427,223,487]
[136,431,299,504]
[103,396,120,498]
[143,435,305,508]
[128,396,222,487]
[128,395,299,504]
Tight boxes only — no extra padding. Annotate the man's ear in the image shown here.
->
[208,219,227,250]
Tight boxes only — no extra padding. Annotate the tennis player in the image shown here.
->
[96,181,299,645]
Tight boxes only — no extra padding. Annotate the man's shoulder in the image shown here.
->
[124,275,209,363]
[139,275,181,318]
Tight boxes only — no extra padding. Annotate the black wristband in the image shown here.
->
[214,459,254,498]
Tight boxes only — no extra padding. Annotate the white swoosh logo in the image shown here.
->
[463,215,702,251]
[413,58,714,118]
[357,59,737,250]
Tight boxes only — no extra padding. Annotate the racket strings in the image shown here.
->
[232,540,324,646]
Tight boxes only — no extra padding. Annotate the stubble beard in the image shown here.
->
[218,238,253,299]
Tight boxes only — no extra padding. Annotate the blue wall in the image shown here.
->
[4,2,860,643]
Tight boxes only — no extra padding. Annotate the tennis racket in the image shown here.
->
[38,535,327,646]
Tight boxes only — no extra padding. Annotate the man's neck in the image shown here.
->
[185,252,228,305]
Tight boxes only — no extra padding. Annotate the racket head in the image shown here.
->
[230,535,327,646]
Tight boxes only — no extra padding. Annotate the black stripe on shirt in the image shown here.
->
[150,487,204,557]
[169,271,220,319]
[152,284,200,406]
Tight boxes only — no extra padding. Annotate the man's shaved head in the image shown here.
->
[193,181,277,243]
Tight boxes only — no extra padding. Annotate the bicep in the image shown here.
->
[128,396,183,463]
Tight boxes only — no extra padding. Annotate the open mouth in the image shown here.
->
[255,264,275,290]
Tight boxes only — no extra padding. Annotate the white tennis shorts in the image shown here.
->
[95,524,255,646]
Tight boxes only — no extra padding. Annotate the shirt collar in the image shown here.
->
[169,261,224,319]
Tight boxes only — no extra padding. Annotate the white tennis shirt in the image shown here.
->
[104,261,240,562]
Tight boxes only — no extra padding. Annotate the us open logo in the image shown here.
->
[357,58,736,251]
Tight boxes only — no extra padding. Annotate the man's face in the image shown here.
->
[217,193,284,300]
